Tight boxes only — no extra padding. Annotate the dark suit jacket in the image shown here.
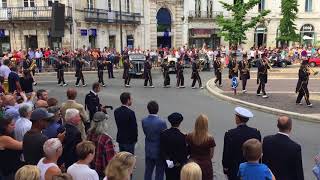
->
[160,128,188,166]
[222,124,261,180]
[85,91,101,120]
[59,124,82,168]
[114,106,138,144]
[262,133,304,180]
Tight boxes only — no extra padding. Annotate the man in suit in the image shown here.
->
[262,116,304,180]
[114,92,138,154]
[160,113,188,180]
[142,101,167,180]
[222,107,261,180]
[60,88,88,140]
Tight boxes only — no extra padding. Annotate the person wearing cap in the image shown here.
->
[222,107,261,180]
[176,58,185,88]
[256,53,270,98]
[55,56,67,87]
[23,108,54,165]
[160,112,188,180]
[228,53,239,80]
[144,58,154,88]
[213,54,223,87]
[43,106,62,138]
[87,111,115,178]
[295,60,312,107]
[191,57,203,89]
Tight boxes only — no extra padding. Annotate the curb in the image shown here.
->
[206,79,320,123]
[36,70,121,76]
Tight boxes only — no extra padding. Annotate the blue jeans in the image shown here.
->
[119,143,135,154]
[144,157,165,180]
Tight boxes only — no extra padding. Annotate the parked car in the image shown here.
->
[308,57,320,67]
[129,54,145,77]
[251,54,292,68]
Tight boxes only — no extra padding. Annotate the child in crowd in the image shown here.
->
[238,139,275,180]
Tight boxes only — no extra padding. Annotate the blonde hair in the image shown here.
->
[180,162,202,180]
[15,165,40,180]
[52,173,73,180]
[105,152,136,180]
[190,114,211,145]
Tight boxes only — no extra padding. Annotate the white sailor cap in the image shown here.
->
[235,107,254,118]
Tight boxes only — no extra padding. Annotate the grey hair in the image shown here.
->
[18,103,33,118]
[65,108,79,123]
[43,138,62,158]
[89,116,109,135]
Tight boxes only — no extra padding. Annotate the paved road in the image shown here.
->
[34,69,320,180]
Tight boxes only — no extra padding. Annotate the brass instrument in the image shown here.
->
[197,60,205,72]
[306,65,319,76]
[233,63,239,73]
[29,59,37,71]
[242,61,250,74]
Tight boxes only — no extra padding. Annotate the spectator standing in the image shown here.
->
[104,152,136,180]
[142,101,167,180]
[67,141,99,180]
[47,98,58,108]
[114,92,137,154]
[14,103,33,141]
[59,109,82,169]
[0,116,23,179]
[180,162,202,180]
[160,112,188,180]
[37,138,62,180]
[0,59,11,93]
[222,107,261,180]
[186,114,215,180]
[87,111,116,177]
[43,106,62,138]
[15,165,40,180]
[238,139,275,180]
[8,66,22,93]
[262,116,304,180]
[23,108,53,165]
[60,88,88,140]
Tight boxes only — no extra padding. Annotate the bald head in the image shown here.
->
[35,100,48,109]
[67,88,77,100]
[277,116,292,133]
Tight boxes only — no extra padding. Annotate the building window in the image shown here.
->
[195,0,201,17]
[207,0,213,18]
[48,0,59,6]
[1,0,7,8]
[87,0,94,9]
[24,0,35,7]
[258,0,265,11]
[107,0,111,11]
[305,0,312,12]
[126,0,130,13]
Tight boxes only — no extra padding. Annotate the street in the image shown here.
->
[34,69,320,180]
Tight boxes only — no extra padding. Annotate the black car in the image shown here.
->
[129,54,145,77]
[251,54,292,68]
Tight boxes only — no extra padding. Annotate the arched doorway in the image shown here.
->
[156,8,172,48]
[254,25,267,47]
[300,24,315,46]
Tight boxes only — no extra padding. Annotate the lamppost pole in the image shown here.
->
[119,0,123,54]
[71,0,76,50]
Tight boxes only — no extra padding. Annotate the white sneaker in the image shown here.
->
[200,86,204,89]
[33,82,37,86]
[102,84,106,87]
[180,86,185,88]
[63,83,68,87]
[192,86,196,89]
[144,86,147,88]
[75,84,80,87]
[262,95,268,98]
[256,93,262,96]
[307,104,313,107]
[150,85,155,88]
[242,90,247,93]
[82,84,87,87]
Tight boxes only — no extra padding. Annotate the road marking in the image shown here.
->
[223,91,320,94]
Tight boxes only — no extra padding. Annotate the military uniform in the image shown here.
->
[56,58,67,86]
[97,58,107,86]
[75,57,86,86]
[257,58,270,97]
[222,107,261,180]
[228,59,239,79]
[176,60,184,88]
[238,60,250,92]
[144,60,153,87]
[213,57,222,86]
[161,60,170,87]
[191,61,203,88]
[296,63,312,106]
[123,59,131,87]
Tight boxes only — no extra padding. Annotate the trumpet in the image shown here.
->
[29,60,37,71]
[306,65,319,76]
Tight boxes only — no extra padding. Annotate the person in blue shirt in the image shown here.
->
[42,106,61,138]
[142,100,167,180]
[238,139,275,180]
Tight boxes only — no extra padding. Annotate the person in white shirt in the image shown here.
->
[37,138,62,180]
[14,103,33,141]
[67,141,99,180]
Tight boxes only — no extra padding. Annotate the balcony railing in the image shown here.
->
[84,8,141,24]
[188,10,223,19]
[0,6,72,21]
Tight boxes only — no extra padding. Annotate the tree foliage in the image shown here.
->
[216,0,270,46]
[277,0,300,43]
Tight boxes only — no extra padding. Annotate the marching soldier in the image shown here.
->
[97,57,107,87]
[256,54,270,98]
[238,56,251,93]
[228,53,239,79]
[296,60,312,107]
[22,57,37,86]
[123,56,131,87]
[144,58,154,88]
[161,58,170,88]
[176,58,185,88]
[55,56,68,86]
[213,54,223,87]
[75,54,87,87]
[191,59,203,89]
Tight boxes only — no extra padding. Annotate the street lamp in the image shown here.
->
[119,0,123,54]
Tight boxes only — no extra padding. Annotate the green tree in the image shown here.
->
[277,0,299,46]
[217,0,270,47]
